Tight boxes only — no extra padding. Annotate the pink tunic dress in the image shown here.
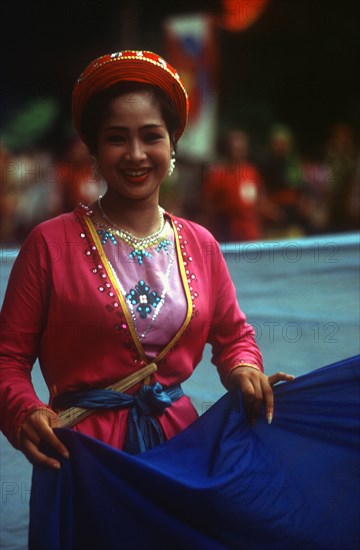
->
[0,204,263,450]
[100,218,187,357]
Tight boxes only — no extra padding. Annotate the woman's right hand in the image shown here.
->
[18,409,69,469]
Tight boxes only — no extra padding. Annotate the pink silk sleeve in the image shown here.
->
[0,227,54,448]
[205,240,263,386]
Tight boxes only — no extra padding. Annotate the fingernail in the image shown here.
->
[63,451,70,459]
[53,462,61,469]
[267,413,273,425]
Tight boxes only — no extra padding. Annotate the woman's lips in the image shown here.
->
[122,168,152,184]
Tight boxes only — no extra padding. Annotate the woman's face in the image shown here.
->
[96,90,171,205]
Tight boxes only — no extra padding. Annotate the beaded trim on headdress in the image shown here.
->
[75,51,187,96]
[72,50,189,143]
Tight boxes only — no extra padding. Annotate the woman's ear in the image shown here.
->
[91,156,101,181]
[170,134,177,153]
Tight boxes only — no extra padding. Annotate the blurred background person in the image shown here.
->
[259,125,306,237]
[298,148,332,236]
[1,147,62,243]
[325,123,359,233]
[56,135,104,213]
[0,145,17,242]
[202,129,264,242]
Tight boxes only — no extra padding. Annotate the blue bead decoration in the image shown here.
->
[157,239,172,254]
[126,280,161,319]
[97,229,117,246]
[129,248,153,265]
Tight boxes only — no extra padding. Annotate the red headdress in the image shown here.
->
[72,50,189,143]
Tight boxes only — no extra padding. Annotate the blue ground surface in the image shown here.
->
[1,233,359,549]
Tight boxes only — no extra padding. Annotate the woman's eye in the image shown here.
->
[145,133,163,142]
[107,135,125,143]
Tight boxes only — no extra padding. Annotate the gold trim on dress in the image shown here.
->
[84,216,147,363]
[83,212,193,367]
[152,215,193,363]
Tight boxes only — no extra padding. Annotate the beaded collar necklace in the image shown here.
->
[96,196,171,265]
[97,195,165,243]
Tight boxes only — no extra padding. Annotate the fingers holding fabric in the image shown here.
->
[18,409,69,469]
[228,367,269,424]
[228,366,294,424]
[268,372,295,386]
[265,372,294,424]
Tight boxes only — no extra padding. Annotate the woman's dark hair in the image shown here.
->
[80,81,181,155]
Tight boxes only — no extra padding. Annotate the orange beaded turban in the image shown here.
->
[72,50,189,143]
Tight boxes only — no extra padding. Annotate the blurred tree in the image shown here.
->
[2,99,59,151]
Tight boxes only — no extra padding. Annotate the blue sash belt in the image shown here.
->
[52,383,184,454]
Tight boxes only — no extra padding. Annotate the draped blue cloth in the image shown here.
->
[29,356,360,550]
[52,382,184,454]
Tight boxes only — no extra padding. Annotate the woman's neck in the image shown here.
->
[94,194,162,238]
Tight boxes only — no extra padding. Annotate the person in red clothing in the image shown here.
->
[202,129,263,242]
[0,51,293,470]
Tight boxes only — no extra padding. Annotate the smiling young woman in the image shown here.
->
[0,50,293,470]
[95,90,172,230]
[81,80,181,236]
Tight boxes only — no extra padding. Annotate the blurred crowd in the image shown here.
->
[1,122,359,245]
[1,137,105,243]
[182,122,359,242]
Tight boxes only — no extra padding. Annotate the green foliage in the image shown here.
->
[2,98,59,151]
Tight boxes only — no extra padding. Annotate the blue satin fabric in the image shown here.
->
[53,382,184,454]
[30,356,360,550]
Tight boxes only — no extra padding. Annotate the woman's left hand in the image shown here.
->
[228,366,294,424]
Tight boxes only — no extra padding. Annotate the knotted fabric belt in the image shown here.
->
[53,382,184,454]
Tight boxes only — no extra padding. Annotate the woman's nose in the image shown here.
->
[124,140,146,162]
